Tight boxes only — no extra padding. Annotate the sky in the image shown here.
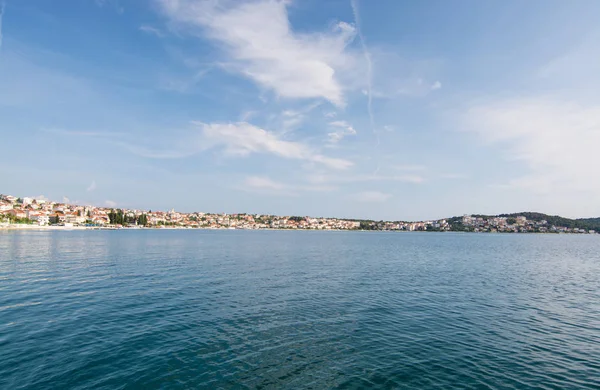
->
[1,0,599,221]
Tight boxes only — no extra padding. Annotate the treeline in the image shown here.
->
[107,209,148,226]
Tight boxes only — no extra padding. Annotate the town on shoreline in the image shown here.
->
[1,193,598,234]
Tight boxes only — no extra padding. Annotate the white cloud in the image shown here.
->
[465,97,600,195]
[118,120,351,169]
[158,0,357,106]
[327,120,357,144]
[105,200,117,207]
[198,121,352,169]
[350,191,391,202]
[139,25,165,37]
[62,196,70,204]
[86,180,97,192]
[430,81,442,90]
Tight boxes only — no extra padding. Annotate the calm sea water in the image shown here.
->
[0,230,599,389]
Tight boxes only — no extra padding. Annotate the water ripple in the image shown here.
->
[0,230,599,389]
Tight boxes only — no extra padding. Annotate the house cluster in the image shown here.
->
[0,194,364,230]
[460,215,596,234]
[0,195,111,226]
[1,193,597,234]
[360,220,451,231]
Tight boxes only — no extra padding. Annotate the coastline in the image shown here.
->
[0,224,597,234]
[0,224,91,230]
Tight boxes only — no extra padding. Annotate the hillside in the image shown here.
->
[491,212,600,231]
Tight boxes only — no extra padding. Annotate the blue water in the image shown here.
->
[1,230,599,389]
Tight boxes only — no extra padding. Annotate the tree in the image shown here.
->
[108,209,116,225]
[137,214,148,226]
[359,221,375,230]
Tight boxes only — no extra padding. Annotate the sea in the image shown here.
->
[0,230,599,389]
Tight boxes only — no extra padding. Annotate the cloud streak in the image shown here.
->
[0,2,5,50]
[351,0,375,134]
[139,25,165,37]
[199,121,353,169]
[86,180,97,192]
[328,120,357,144]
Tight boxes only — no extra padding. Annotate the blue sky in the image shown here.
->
[1,0,599,220]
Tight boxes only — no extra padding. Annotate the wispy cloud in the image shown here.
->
[139,25,165,37]
[240,110,257,122]
[105,200,117,207]
[350,191,391,202]
[275,102,322,135]
[159,68,212,93]
[464,97,600,195]
[198,121,353,169]
[158,0,357,106]
[86,180,97,192]
[328,120,357,144]
[121,120,352,169]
